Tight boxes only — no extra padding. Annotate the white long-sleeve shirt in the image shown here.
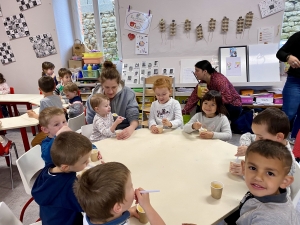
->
[183,112,232,141]
[0,82,10,94]
[90,112,115,142]
[148,98,183,129]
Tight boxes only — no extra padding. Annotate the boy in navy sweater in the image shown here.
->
[63,82,83,118]
[32,131,92,225]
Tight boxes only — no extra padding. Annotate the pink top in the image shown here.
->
[0,82,10,94]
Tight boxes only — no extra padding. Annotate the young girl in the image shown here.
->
[183,90,232,141]
[42,61,58,85]
[0,73,10,117]
[149,78,182,134]
[89,93,124,142]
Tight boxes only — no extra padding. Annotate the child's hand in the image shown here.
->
[229,162,243,176]
[151,125,159,134]
[135,188,151,210]
[128,206,139,219]
[235,145,247,157]
[200,131,214,139]
[162,118,172,127]
[114,116,124,125]
[27,110,36,118]
[97,150,102,160]
[56,126,72,136]
[192,122,202,130]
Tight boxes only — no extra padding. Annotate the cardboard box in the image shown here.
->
[68,60,82,69]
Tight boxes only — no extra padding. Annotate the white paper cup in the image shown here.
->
[156,125,163,134]
[136,204,148,224]
[210,181,224,199]
[115,129,122,138]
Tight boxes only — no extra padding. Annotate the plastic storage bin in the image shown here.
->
[241,96,253,105]
[82,69,100,78]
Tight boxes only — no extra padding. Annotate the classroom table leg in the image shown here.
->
[7,105,13,117]
[26,103,36,136]
[13,105,19,116]
[20,127,30,152]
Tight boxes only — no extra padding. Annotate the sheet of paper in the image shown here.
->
[226,57,242,76]
[180,59,200,83]
[258,27,274,44]
[135,34,148,55]
[124,10,152,34]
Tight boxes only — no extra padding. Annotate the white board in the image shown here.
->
[248,44,280,82]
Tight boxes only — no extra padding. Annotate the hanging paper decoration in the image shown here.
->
[16,0,42,11]
[244,11,254,29]
[3,13,30,40]
[208,18,216,41]
[196,24,203,40]
[236,16,244,34]
[169,20,176,36]
[159,19,166,32]
[0,42,16,64]
[184,19,191,32]
[29,33,57,58]
[221,17,229,33]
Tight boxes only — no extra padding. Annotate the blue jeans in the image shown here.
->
[282,76,300,138]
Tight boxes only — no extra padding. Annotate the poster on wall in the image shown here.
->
[226,57,241,76]
[3,13,30,40]
[0,42,16,64]
[135,34,148,55]
[258,27,274,44]
[258,0,284,18]
[16,0,42,11]
[29,33,57,58]
[124,10,152,34]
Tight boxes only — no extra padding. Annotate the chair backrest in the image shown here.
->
[0,202,23,225]
[291,162,300,208]
[16,145,44,195]
[81,124,93,138]
[68,112,86,131]
[9,87,15,94]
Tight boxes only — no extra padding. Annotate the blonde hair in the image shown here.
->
[63,82,79,93]
[153,78,171,91]
[90,93,109,110]
[39,107,64,127]
[58,68,72,78]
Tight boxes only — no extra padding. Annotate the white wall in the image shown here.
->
[0,0,74,94]
[117,0,284,59]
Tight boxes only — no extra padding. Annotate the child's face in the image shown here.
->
[61,74,72,85]
[43,114,67,138]
[120,175,135,211]
[242,152,291,197]
[252,123,282,142]
[155,87,170,104]
[45,68,54,76]
[202,100,217,117]
[95,99,111,116]
[65,91,77,100]
[69,151,91,172]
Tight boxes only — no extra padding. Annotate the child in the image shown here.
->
[74,162,165,225]
[54,68,72,104]
[27,76,63,120]
[0,73,10,117]
[63,82,84,118]
[89,93,124,142]
[149,78,182,134]
[183,90,232,141]
[32,131,92,225]
[231,107,296,176]
[225,140,299,225]
[41,61,58,85]
[39,107,70,165]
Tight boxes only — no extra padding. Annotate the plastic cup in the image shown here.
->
[210,181,224,199]
[197,83,207,97]
[199,127,207,134]
[229,159,242,172]
[90,149,99,162]
[115,129,122,138]
[156,125,163,134]
[136,204,148,224]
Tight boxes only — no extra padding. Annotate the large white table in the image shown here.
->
[93,129,248,225]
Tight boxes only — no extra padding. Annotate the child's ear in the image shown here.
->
[241,160,246,176]
[60,164,70,172]
[276,132,285,142]
[41,126,49,134]
[280,175,294,189]
[112,202,123,214]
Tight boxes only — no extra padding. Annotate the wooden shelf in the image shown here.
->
[78,78,99,81]
[78,83,96,87]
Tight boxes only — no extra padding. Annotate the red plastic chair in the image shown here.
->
[0,140,19,189]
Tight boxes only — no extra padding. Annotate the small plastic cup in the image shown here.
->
[229,159,242,172]
[156,125,163,134]
[90,149,99,162]
[136,204,148,224]
[199,127,207,134]
[210,181,224,199]
[115,129,122,138]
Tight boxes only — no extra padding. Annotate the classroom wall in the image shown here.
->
[117,0,285,59]
[0,0,74,94]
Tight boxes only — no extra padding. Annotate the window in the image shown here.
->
[281,0,300,41]
[74,0,120,61]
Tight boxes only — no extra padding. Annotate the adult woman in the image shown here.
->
[276,31,300,142]
[183,60,242,123]
[86,61,139,140]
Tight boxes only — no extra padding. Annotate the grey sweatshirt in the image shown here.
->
[85,82,139,129]
[183,112,232,141]
[148,98,183,129]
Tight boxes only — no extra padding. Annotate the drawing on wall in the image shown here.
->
[135,34,148,55]
[16,0,42,11]
[258,0,284,18]
[226,57,241,76]
[161,68,175,76]
[0,42,16,64]
[0,5,2,17]
[3,13,30,40]
[29,33,57,58]
[124,10,153,34]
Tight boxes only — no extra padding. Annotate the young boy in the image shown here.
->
[32,131,92,225]
[225,140,299,224]
[74,162,165,225]
[39,107,70,165]
[54,68,72,104]
[230,107,296,176]
[63,82,84,118]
